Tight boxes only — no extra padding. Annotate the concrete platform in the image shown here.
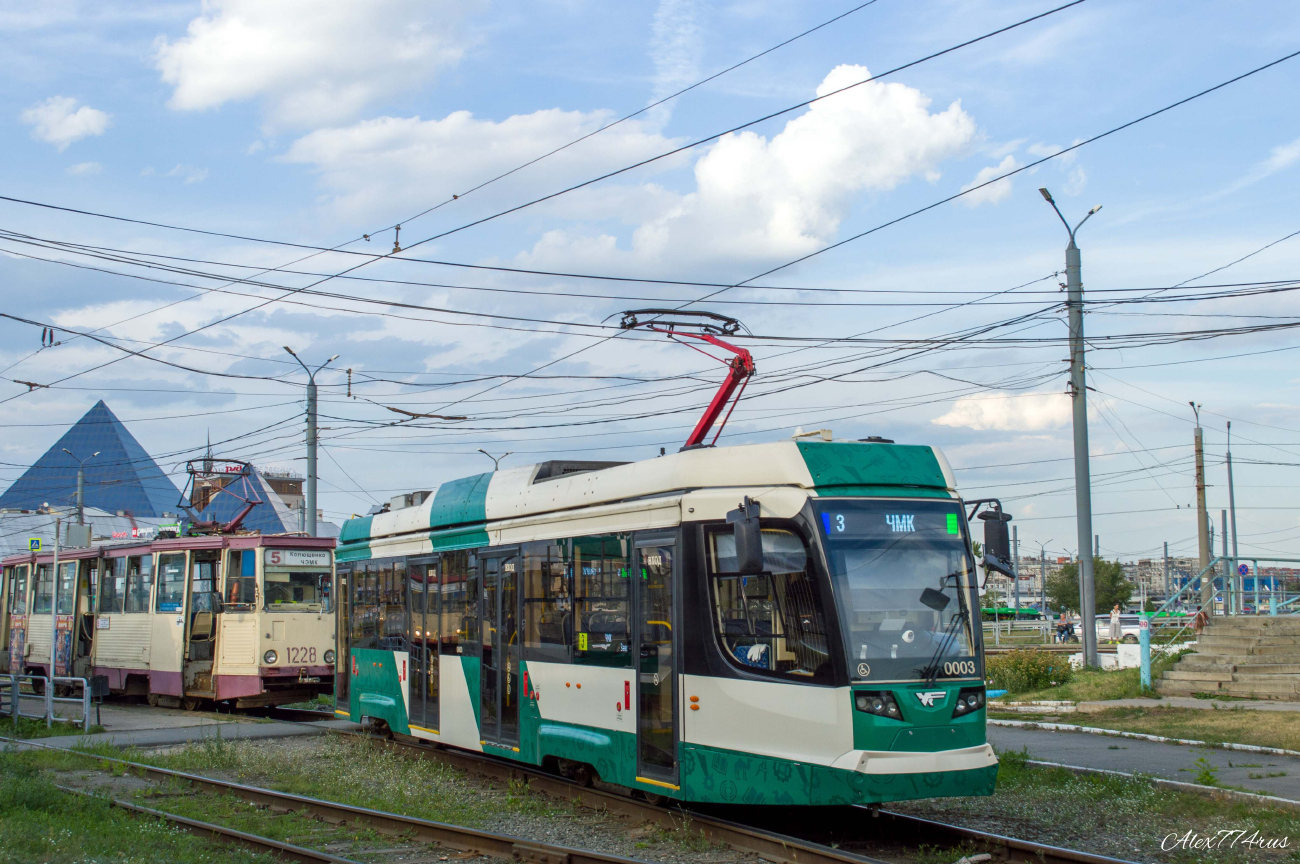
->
[988,724,1300,800]
[3,697,358,750]
[1077,696,1300,713]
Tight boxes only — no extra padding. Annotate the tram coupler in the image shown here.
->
[869,803,880,818]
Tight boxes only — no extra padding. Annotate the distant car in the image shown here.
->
[1092,613,1142,643]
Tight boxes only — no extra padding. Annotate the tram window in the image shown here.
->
[572,535,631,667]
[11,566,28,615]
[265,571,330,611]
[124,556,153,614]
[706,527,833,683]
[82,561,97,613]
[156,554,186,613]
[440,550,473,656]
[56,562,77,615]
[350,563,379,650]
[523,541,570,663]
[226,550,257,608]
[33,565,53,614]
[192,554,221,613]
[100,560,126,614]
[376,560,406,648]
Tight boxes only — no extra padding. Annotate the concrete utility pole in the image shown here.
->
[1039,539,1052,615]
[61,448,99,525]
[1191,403,1212,611]
[1041,187,1102,668]
[1013,525,1020,616]
[285,348,339,538]
[48,516,60,727]
[1227,422,1240,612]
[1163,541,1169,599]
[1222,509,1230,613]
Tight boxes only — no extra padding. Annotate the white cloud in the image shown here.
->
[1261,135,1300,175]
[155,0,482,129]
[526,64,977,269]
[960,155,1019,207]
[20,96,110,151]
[284,64,975,271]
[932,391,1070,432]
[142,164,208,184]
[648,0,705,126]
[65,161,102,176]
[282,107,682,220]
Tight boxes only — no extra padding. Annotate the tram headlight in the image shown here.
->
[323,649,336,665]
[953,686,986,716]
[264,650,278,665]
[854,690,902,720]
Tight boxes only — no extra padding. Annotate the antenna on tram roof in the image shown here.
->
[613,309,755,451]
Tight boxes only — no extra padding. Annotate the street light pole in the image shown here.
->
[477,449,513,472]
[1040,187,1102,669]
[285,348,339,537]
[61,448,99,525]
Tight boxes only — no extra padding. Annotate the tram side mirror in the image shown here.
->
[978,509,1014,577]
[727,496,763,575]
[920,587,950,612]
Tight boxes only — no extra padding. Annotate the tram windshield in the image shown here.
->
[813,499,978,682]
[264,571,331,611]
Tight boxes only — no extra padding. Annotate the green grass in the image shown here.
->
[996,704,1300,752]
[895,747,1300,862]
[0,716,105,739]
[0,752,274,864]
[995,649,1189,701]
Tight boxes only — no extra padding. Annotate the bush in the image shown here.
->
[986,648,1074,693]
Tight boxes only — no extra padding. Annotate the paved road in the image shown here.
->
[988,725,1300,800]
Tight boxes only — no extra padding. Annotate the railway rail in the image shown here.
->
[4,718,1138,864]
[362,727,1137,864]
[6,735,663,864]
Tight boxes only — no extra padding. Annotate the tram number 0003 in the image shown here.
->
[287,647,317,664]
[942,660,976,677]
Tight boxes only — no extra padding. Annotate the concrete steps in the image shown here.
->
[1156,616,1300,701]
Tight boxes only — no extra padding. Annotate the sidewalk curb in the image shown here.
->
[1022,758,1300,813]
[990,717,1300,759]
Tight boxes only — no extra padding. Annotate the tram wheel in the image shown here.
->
[181,697,201,712]
[641,791,669,807]
[147,693,160,707]
[570,762,594,787]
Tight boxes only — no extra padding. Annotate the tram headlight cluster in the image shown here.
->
[324,649,335,665]
[264,650,278,665]
[952,686,985,716]
[854,690,901,719]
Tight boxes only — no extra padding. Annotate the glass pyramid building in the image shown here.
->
[0,400,184,517]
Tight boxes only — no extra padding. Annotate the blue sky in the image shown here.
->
[4,0,1300,562]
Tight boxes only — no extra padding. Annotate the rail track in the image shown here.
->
[7,734,664,864]
[321,718,1137,864]
[5,713,1139,864]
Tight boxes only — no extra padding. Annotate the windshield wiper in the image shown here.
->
[919,579,969,684]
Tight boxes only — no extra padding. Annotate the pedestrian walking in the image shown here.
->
[1193,604,1208,637]
[1109,603,1122,643]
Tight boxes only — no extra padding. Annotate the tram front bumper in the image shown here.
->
[831,742,997,774]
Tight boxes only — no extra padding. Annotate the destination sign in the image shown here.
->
[265,549,331,568]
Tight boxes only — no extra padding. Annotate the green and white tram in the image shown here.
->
[335,437,1002,806]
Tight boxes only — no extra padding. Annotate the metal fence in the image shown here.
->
[0,674,92,732]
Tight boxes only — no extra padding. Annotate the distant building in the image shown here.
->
[0,401,184,517]
[0,507,173,559]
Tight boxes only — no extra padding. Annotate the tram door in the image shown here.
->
[407,557,439,731]
[479,552,519,748]
[634,536,678,786]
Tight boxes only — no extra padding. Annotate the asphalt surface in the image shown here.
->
[987,724,1300,800]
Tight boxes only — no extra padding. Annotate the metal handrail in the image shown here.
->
[2,674,91,732]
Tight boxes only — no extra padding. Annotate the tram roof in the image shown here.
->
[338,438,956,551]
[0,533,335,567]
